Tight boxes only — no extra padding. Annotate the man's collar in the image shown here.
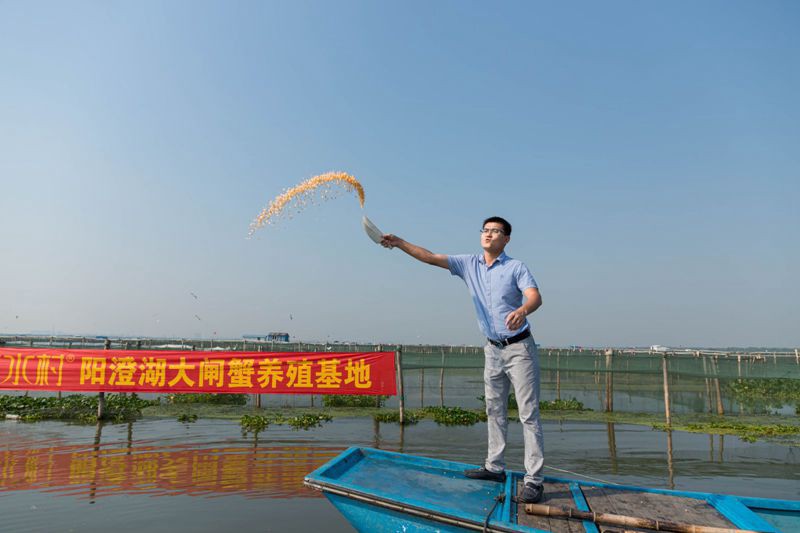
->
[480,251,509,265]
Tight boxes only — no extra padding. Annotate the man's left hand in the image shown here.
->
[505,308,527,331]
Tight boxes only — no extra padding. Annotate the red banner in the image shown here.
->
[0,348,396,395]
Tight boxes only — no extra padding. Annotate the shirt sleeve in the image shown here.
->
[447,255,469,279]
[516,263,538,291]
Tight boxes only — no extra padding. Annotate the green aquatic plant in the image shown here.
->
[0,393,158,423]
[727,379,800,412]
[422,406,486,426]
[540,398,589,411]
[373,410,419,425]
[684,421,800,443]
[239,412,333,432]
[651,418,800,443]
[286,413,332,430]
[476,395,588,412]
[323,394,388,408]
[167,393,248,405]
[240,414,271,432]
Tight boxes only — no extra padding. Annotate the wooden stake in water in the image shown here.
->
[604,348,614,412]
[439,348,445,407]
[662,354,671,427]
[98,339,110,420]
[396,348,405,424]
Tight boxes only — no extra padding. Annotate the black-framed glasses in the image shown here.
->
[480,228,505,236]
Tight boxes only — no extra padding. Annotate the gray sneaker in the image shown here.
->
[464,467,506,482]
[519,482,544,503]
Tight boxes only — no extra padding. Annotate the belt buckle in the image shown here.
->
[501,338,511,347]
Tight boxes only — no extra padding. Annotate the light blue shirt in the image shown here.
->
[448,252,539,341]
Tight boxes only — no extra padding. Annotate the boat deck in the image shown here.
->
[516,481,736,532]
[305,447,799,532]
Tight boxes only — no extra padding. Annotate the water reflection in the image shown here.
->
[1,416,798,533]
[666,429,675,489]
[0,424,339,501]
[606,422,617,474]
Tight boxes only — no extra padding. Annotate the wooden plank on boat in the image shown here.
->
[580,486,735,530]
[516,481,584,533]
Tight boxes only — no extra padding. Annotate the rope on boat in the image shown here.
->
[545,465,620,485]
[482,493,505,533]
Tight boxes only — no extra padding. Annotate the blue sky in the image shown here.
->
[1,1,798,347]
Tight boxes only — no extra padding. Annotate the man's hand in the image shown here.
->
[505,308,527,331]
[380,234,449,268]
[505,288,542,330]
[381,234,403,249]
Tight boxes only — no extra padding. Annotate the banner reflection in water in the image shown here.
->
[0,439,340,500]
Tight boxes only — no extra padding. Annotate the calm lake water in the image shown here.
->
[2,416,798,532]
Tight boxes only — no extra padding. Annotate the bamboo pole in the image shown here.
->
[420,367,424,408]
[254,345,262,408]
[662,354,671,427]
[524,503,761,533]
[701,354,713,413]
[376,345,384,407]
[396,348,405,424]
[439,348,445,407]
[712,356,724,415]
[604,349,614,412]
[98,339,110,420]
[556,352,561,401]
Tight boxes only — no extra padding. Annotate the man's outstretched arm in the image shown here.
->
[381,234,449,269]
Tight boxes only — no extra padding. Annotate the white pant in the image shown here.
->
[483,336,544,485]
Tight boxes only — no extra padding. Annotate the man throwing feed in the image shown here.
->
[381,216,544,503]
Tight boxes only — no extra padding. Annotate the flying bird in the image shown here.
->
[194,314,202,321]
[190,292,198,299]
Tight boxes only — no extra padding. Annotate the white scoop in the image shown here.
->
[362,215,384,244]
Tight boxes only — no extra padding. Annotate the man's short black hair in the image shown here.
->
[483,216,511,236]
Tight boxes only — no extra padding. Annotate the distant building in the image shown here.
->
[242,332,290,342]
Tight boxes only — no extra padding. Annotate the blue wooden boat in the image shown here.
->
[304,447,800,533]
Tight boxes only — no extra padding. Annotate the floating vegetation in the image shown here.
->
[166,393,248,405]
[177,413,198,423]
[540,398,589,411]
[249,171,365,236]
[0,393,158,423]
[651,418,800,443]
[240,412,333,433]
[286,413,333,430]
[684,421,800,443]
[477,395,588,412]
[323,395,388,408]
[241,414,271,432]
[727,379,800,412]
[422,406,486,426]
[373,410,419,425]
